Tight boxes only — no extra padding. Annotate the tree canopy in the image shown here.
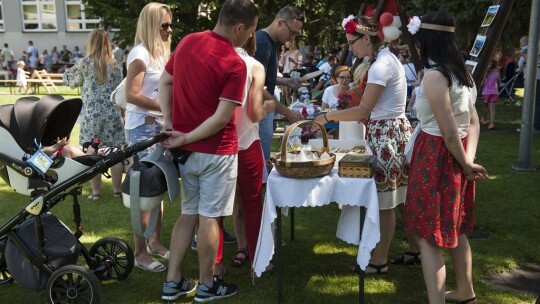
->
[84,0,531,56]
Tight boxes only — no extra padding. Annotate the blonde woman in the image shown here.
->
[280,39,302,105]
[124,2,171,273]
[63,29,124,200]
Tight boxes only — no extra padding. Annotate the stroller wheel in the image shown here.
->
[46,265,101,304]
[89,237,134,281]
[0,238,13,285]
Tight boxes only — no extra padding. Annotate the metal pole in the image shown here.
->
[514,0,540,171]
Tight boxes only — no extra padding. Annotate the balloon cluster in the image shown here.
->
[379,12,402,42]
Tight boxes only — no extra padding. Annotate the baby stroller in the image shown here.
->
[0,95,166,304]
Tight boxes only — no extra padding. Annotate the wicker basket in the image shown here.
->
[271,120,336,178]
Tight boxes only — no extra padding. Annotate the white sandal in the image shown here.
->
[134,258,166,272]
[147,245,170,260]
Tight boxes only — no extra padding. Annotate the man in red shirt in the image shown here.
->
[158,0,258,302]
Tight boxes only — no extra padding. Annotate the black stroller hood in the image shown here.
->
[0,95,82,154]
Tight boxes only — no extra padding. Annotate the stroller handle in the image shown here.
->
[23,134,169,216]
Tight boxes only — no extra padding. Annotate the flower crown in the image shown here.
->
[407,16,455,35]
[342,15,377,36]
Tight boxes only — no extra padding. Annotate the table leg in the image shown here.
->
[358,206,366,304]
[290,207,295,241]
[276,206,283,304]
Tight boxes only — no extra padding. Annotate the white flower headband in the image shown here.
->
[407,16,455,35]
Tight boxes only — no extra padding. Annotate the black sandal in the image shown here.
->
[391,251,421,265]
[446,296,477,304]
[82,138,100,154]
[231,249,248,267]
[350,263,388,275]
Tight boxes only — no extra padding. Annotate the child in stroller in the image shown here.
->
[0,94,166,304]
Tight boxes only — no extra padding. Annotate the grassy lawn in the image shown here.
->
[0,89,539,303]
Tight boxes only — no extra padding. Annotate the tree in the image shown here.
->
[84,0,530,57]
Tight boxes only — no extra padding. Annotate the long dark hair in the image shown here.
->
[413,11,474,88]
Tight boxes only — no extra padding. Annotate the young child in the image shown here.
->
[16,61,28,94]
[481,60,500,129]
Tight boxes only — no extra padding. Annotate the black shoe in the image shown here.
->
[194,279,238,302]
[161,277,196,301]
[223,230,236,244]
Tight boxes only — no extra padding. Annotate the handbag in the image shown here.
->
[110,78,127,110]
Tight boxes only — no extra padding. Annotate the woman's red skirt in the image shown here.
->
[404,131,475,248]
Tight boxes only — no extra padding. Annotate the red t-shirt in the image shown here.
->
[165,30,246,154]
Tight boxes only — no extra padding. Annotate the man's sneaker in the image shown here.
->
[191,235,198,251]
[193,279,238,302]
[161,277,196,301]
[223,230,236,244]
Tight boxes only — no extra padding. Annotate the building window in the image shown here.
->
[0,1,4,31]
[65,0,100,31]
[21,0,57,31]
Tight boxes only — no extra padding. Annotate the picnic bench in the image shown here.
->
[0,70,67,94]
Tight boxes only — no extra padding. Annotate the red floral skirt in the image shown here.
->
[404,131,475,248]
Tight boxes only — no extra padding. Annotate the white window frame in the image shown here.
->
[65,0,100,32]
[0,1,4,32]
[21,0,58,32]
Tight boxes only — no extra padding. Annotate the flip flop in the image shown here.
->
[134,258,166,272]
[147,245,170,260]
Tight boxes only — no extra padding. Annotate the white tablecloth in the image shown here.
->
[252,169,380,277]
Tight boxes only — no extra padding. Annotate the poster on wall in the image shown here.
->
[481,5,500,27]
[470,35,486,57]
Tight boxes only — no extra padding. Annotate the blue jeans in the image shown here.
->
[258,112,275,162]
[125,122,162,159]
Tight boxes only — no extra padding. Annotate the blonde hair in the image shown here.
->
[85,29,114,85]
[134,2,172,69]
[353,61,369,86]
[17,61,25,68]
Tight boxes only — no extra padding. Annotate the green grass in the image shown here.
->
[0,92,539,303]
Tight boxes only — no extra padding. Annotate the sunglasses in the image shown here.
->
[160,23,172,30]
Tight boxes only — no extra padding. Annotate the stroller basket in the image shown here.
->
[5,214,79,290]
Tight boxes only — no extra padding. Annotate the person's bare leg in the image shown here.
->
[489,102,496,125]
[418,238,445,304]
[232,194,247,253]
[90,175,101,196]
[368,208,396,271]
[110,162,123,194]
[397,204,421,260]
[145,205,168,256]
[166,214,198,281]
[446,234,476,302]
[197,215,220,286]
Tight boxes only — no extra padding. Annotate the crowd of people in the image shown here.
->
[8,0,528,302]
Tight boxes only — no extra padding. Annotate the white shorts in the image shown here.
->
[179,152,237,217]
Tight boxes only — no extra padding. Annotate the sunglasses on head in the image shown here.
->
[160,23,172,30]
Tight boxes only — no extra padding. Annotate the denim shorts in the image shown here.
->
[125,121,162,159]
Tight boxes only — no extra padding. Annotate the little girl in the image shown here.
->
[16,61,28,94]
[482,60,500,129]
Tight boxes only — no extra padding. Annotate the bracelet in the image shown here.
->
[323,112,329,123]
